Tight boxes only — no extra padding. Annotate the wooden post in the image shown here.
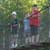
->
[48,5,50,39]
[3,29,5,49]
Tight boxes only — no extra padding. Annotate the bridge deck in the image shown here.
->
[11,42,50,50]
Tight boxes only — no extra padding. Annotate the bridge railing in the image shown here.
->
[0,6,49,49]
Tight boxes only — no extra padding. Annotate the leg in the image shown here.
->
[34,26,39,44]
[10,34,15,48]
[36,34,40,43]
[10,28,17,48]
[31,26,37,44]
[30,26,33,44]
[32,35,35,44]
[27,32,30,44]
[14,28,18,47]
[32,35,39,44]
[30,26,36,44]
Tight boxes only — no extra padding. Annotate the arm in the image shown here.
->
[7,23,12,32]
[32,11,41,17]
[38,11,41,17]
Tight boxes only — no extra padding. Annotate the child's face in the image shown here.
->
[33,7,38,10]
[25,13,30,18]
[12,14,16,19]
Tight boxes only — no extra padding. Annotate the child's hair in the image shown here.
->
[32,4,37,7]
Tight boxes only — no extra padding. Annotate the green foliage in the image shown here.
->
[0,0,48,19]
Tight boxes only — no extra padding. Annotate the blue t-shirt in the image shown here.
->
[24,18,30,30]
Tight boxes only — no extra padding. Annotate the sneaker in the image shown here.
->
[10,44,15,48]
[14,44,18,48]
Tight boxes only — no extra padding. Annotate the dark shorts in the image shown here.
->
[30,25,38,36]
[12,27,17,34]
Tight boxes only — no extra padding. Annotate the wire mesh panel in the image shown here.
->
[39,7,49,42]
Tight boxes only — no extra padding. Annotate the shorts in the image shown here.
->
[30,25,38,36]
[24,29,30,33]
[24,28,30,37]
[12,27,17,34]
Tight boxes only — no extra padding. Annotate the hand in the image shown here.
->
[8,23,10,25]
[33,15,37,17]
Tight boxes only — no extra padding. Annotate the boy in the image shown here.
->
[9,11,18,48]
[29,4,41,44]
[23,13,30,44]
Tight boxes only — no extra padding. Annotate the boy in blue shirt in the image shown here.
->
[24,13,30,44]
